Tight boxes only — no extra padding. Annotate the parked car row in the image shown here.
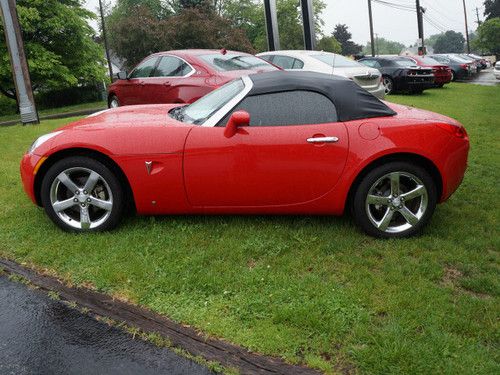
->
[107,49,493,107]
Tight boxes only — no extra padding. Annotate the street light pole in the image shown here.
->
[99,0,114,81]
[263,0,280,51]
[368,0,375,56]
[0,0,39,124]
[300,0,316,50]
[462,0,471,53]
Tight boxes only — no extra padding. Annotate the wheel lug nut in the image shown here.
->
[75,191,80,195]
[73,198,78,202]
[81,203,86,207]
[86,198,91,202]
[83,190,88,195]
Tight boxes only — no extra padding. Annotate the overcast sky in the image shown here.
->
[84,0,486,47]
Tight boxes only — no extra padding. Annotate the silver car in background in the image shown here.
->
[257,50,385,99]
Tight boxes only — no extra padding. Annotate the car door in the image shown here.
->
[146,55,196,103]
[121,56,159,105]
[183,90,349,207]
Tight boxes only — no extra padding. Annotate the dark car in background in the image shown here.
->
[429,54,472,81]
[107,49,278,108]
[400,55,452,87]
[359,56,434,94]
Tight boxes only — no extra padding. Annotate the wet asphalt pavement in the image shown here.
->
[0,275,214,375]
[459,67,499,86]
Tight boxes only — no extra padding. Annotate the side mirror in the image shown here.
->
[224,110,250,138]
[117,71,128,80]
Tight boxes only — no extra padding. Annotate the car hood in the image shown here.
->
[58,104,186,131]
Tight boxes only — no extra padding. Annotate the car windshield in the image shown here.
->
[311,53,361,68]
[170,79,244,125]
[200,54,277,72]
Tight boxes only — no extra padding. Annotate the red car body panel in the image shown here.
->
[21,102,469,218]
[407,56,452,85]
[108,50,278,106]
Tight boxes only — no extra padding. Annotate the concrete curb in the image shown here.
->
[0,258,321,375]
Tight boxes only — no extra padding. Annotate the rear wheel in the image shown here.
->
[108,95,120,108]
[382,76,394,95]
[351,162,437,238]
[41,156,124,232]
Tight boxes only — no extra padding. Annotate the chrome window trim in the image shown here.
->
[202,75,253,127]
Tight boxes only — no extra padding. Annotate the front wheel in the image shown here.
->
[351,162,437,238]
[41,156,125,232]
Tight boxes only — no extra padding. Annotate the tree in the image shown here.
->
[483,0,500,20]
[433,31,465,53]
[221,0,327,51]
[473,17,500,55]
[316,36,341,53]
[425,33,444,48]
[363,37,405,55]
[333,24,362,56]
[0,0,106,101]
[107,3,254,68]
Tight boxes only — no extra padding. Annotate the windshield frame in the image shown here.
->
[170,76,253,127]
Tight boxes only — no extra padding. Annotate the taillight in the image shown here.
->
[437,123,468,139]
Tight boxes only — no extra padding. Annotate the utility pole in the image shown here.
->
[375,33,379,56]
[263,0,280,51]
[0,0,38,124]
[368,0,375,56]
[475,6,481,26]
[462,0,470,53]
[415,0,425,55]
[99,0,114,81]
[300,0,316,50]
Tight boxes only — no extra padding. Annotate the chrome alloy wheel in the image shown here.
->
[110,98,119,108]
[49,167,113,230]
[382,77,393,94]
[365,171,428,233]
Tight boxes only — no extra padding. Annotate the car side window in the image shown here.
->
[259,55,274,64]
[153,56,193,77]
[360,59,380,68]
[271,55,296,70]
[219,90,338,127]
[129,57,158,78]
[292,58,304,69]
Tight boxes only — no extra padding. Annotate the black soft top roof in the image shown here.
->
[248,71,395,122]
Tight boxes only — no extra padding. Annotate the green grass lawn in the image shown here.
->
[0,83,498,374]
[0,100,106,123]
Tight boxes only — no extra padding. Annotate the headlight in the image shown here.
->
[29,131,63,154]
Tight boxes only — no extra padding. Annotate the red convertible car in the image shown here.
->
[21,71,469,238]
[107,49,278,108]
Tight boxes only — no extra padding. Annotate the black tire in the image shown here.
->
[40,156,125,232]
[351,161,437,238]
[108,95,120,108]
[450,70,456,81]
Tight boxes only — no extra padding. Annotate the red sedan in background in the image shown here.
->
[401,55,452,87]
[107,49,278,108]
[21,71,469,238]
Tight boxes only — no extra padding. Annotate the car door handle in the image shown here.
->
[307,136,339,143]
